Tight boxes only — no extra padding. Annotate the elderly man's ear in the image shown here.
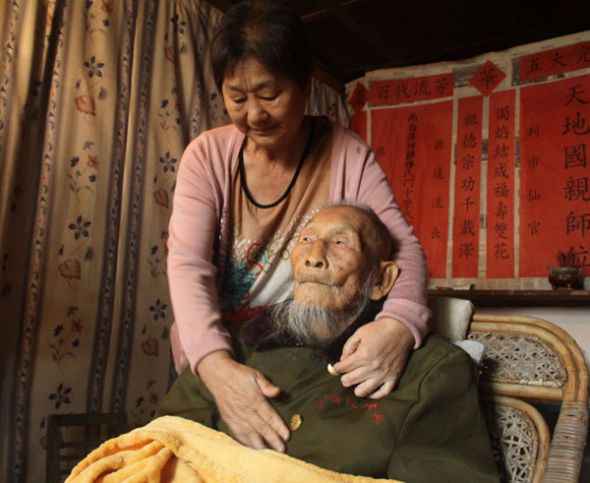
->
[368,261,399,301]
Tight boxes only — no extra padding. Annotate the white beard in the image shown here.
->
[268,275,373,348]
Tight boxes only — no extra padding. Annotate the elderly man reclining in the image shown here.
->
[153,203,499,482]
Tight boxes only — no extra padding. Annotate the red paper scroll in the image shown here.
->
[487,91,515,278]
[520,74,590,276]
[453,97,483,278]
[470,60,506,97]
[349,111,367,141]
[520,41,590,82]
[372,102,453,279]
[349,82,369,113]
[368,73,454,107]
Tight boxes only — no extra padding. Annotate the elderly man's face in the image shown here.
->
[291,206,375,312]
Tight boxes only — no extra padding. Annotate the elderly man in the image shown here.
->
[156,203,499,482]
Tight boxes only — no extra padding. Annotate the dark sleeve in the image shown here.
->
[155,367,219,429]
[388,349,500,483]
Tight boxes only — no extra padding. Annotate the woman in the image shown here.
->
[166,0,430,453]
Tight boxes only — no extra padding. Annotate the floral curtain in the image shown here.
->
[0,1,348,481]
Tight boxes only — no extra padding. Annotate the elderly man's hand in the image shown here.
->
[197,351,290,452]
[333,317,414,399]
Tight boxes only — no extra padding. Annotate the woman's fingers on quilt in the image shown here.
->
[199,352,289,452]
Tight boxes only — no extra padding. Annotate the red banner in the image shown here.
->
[487,90,515,278]
[349,111,367,141]
[520,41,590,82]
[372,102,453,279]
[469,60,506,96]
[452,97,483,278]
[520,74,590,276]
[348,82,369,114]
[368,73,454,107]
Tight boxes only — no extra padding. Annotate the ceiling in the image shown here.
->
[204,0,590,93]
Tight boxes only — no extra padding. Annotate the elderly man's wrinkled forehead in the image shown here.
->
[301,205,392,261]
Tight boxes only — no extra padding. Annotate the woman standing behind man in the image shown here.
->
[165,0,431,453]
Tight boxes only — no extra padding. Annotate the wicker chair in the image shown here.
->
[468,314,589,483]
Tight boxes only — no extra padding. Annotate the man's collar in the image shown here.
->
[316,301,382,364]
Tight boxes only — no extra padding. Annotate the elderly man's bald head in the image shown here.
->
[329,201,398,264]
[269,203,399,346]
[291,203,398,309]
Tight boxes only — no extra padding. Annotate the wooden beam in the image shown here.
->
[300,0,365,22]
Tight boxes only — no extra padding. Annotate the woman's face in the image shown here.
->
[222,57,310,152]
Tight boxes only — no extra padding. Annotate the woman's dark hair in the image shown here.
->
[210,0,313,92]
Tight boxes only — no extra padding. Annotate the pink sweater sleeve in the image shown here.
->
[167,127,238,374]
[330,127,431,347]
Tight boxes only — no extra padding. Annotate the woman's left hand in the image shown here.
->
[332,317,414,399]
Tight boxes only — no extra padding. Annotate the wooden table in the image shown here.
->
[428,289,590,307]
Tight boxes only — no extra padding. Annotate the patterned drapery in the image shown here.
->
[0,1,348,481]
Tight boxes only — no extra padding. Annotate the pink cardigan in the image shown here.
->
[168,121,431,374]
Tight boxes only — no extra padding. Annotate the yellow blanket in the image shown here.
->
[67,416,396,482]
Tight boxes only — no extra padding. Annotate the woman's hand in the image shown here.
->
[332,317,414,399]
[197,351,290,452]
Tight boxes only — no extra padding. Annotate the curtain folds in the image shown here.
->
[0,1,348,481]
